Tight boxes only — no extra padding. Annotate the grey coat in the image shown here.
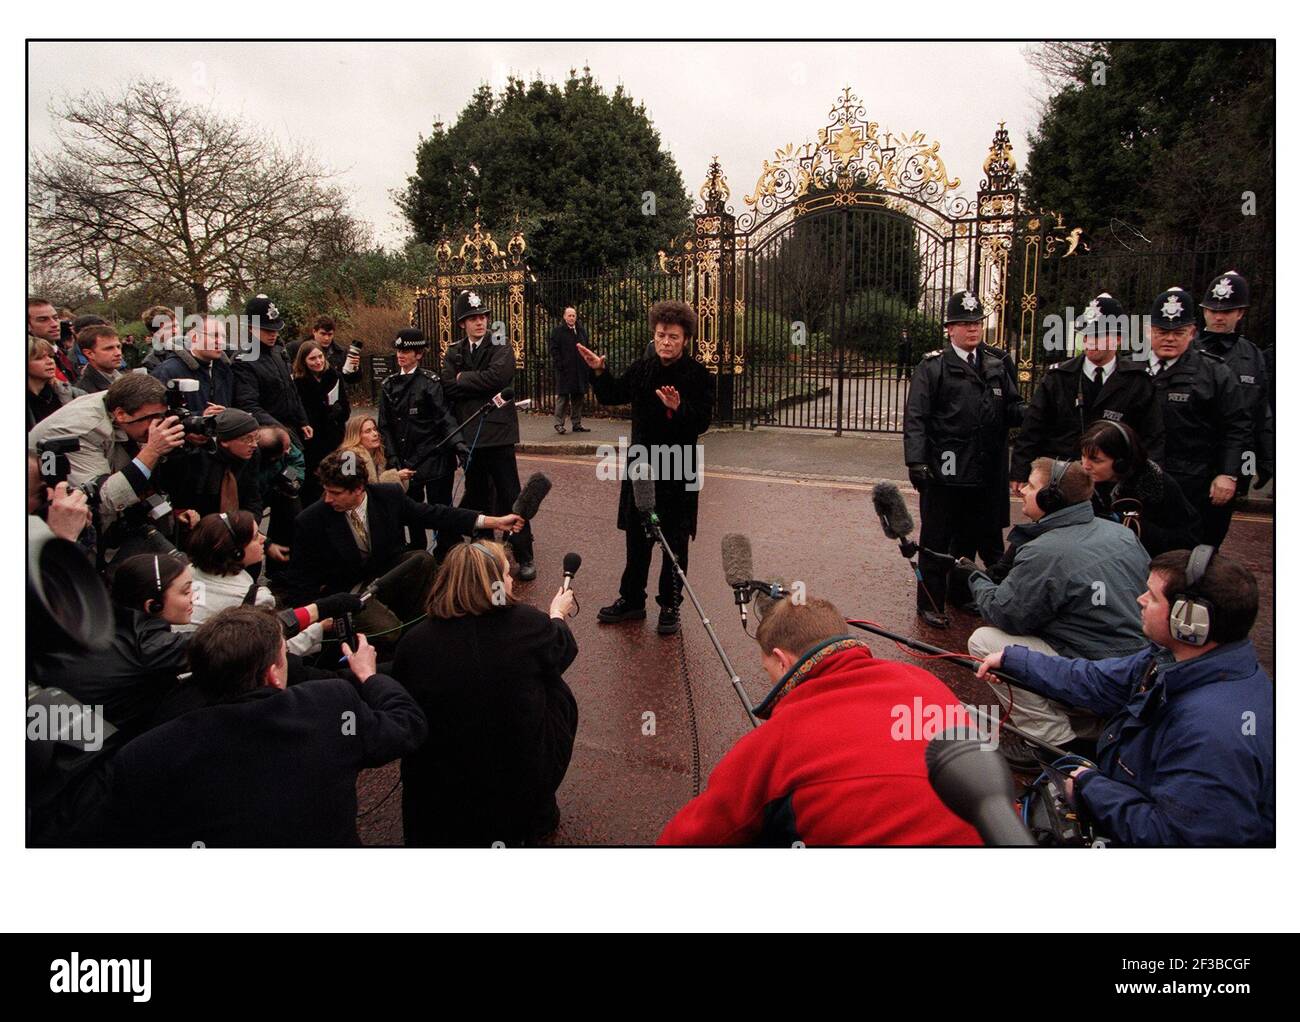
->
[968,501,1150,660]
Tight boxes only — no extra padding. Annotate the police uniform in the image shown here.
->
[903,291,1025,624]
[440,290,535,575]
[1147,287,1253,547]
[1194,272,1275,493]
[379,327,469,552]
[1010,293,1164,481]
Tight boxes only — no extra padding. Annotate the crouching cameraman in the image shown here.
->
[975,547,1274,846]
[28,375,186,561]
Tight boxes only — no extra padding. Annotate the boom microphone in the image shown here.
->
[721,533,753,590]
[871,481,915,541]
[512,472,552,520]
[562,551,581,592]
[632,475,657,515]
[926,729,1035,846]
[360,553,429,605]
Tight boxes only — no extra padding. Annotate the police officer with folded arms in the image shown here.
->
[1147,286,1252,547]
[903,290,1025,628]
[379,327,470,553]
[1011,292,1164,489]
[1194,271,1274,500]
[441,290,535,580]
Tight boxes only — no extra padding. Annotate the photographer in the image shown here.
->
[28,453,93,547]
[91,607,426,847]
[34,553,193,739]
[155,408,264,525]
[976,548,1274,846]
[150,314,232,415]
[28,374,186,539]
[1081,420,1200,557]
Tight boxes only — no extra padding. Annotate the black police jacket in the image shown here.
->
[1010,354,1165,481]
[1194,331,1275,482]
[904,343,1025,488]
[441,336,520,448]
[232,343,310,433]
[378,368,465,481]
[1151,347,1253,490]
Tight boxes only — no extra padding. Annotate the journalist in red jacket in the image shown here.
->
[658,597,982,846]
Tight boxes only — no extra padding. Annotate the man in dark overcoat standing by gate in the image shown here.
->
[549,305,591,434]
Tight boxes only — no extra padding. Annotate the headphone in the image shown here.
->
[1035,459,1072,515]
[469,541,504,584]
[1169,544,1216,646]
[1098,420,1134,477]
[145,554,165,615]
[218,511,240,543]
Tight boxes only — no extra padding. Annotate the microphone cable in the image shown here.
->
[845,617,1016,740]
[674,626,702,798]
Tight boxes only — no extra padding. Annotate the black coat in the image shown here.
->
[1010,354,1165,482]
[589,353,714,536]
[33,607,190,739]
[232,342,310,433]
[904,343,1025,522]
[1151,347,1253,498]
[155,442,263,522]
[378,368,464,481]
[1195,331,1275,482]
[393,604,578,846]
[441,336,519,448]
[92,674,427,846]
[549,323,590,395]
[295,367,350,462]
[282,483,480,604]
[1091,459,1201,557]
[151,350,235,415]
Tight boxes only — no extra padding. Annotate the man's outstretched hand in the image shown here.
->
[655,385,681,412]
[575,343,606,373]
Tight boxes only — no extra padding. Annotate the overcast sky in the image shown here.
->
[28,41,1049,248]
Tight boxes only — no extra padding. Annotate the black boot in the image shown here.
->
[597,597,646,624]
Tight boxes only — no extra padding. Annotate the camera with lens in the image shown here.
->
[34,438,106,509]
[347,340,364,359]
[164,378,217,437]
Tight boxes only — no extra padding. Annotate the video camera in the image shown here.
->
[165,378,217,438]
[34,438,106,508]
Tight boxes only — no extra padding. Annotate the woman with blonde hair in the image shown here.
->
[392,539,579,846]
[338,412,414,488]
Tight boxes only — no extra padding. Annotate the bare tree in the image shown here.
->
[29,79,367,312]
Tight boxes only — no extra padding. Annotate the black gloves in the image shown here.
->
[315,592,364,619]
[907,464,931,490]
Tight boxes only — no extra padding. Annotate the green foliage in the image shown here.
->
[399,68,692,272]
[1023,41,1274,240]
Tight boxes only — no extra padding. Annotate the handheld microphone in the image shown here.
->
[491,386,516,408]
[926,728,1035,846]
[562,551,581,592]
[511,472,552,520]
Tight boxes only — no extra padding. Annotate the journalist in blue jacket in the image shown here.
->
[976,546,1273,847]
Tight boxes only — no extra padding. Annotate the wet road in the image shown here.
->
[357,454,1275,846]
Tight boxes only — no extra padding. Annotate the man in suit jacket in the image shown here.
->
[283,450,524,644]
[90,607,427,847]
[441,289,536,579]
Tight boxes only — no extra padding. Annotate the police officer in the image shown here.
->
[231,293,312,442]
[904,290,1025,628]
[1147,286,1253,547]
[1011,292,1164,487]
[379,327,470,553]
[441,289,536,580]
[1195,271,1275,499]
